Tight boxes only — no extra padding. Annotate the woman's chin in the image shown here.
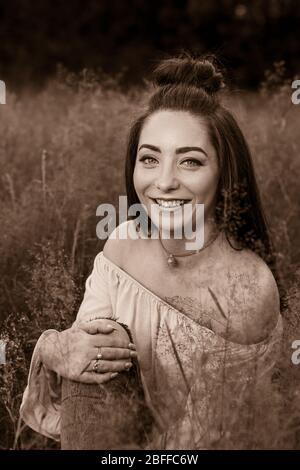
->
[143,202,202,238]
[151,215,194,239]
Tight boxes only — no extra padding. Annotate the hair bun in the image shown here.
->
[151,54,225,95]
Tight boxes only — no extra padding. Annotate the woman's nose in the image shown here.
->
[155,167,179,192]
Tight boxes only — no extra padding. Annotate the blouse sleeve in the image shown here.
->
[20,252,113,440]
[75,252,114,324]
[19,330,62,441]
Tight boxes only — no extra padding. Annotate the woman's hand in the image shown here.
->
[40,319,137,384]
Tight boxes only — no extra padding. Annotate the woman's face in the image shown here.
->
[133,110,220,235]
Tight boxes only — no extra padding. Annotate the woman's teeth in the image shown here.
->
[155,199,187,208]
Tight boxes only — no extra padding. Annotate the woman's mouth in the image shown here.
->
[150,198,192,209]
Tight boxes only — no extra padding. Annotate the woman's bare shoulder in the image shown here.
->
[222,246,280,344]
[103,220,138,269]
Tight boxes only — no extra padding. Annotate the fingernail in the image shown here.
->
[128,343,136,350]
[111,372,118,379]
[124,362,132,370]
[130,351,137,358]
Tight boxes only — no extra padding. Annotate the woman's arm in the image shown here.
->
[20,248,136,439]
[20,320,135,440]
[39,244,137,381]
[40,320,134,383]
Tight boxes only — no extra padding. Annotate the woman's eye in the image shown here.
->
[181,159,203,167]
[139,156,157,165]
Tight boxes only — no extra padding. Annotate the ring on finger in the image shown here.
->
[93,359,101,373]
[96,347,103,360]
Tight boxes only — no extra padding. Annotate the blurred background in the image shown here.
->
[0,0,300,90]
[0,0,300,450]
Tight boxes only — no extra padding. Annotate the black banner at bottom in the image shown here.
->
[1,450,299,467]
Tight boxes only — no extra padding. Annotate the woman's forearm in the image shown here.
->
[37,329,61,371]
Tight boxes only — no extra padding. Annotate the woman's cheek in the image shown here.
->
[195,181,217,211]
[133,169,139,190]
[134,168,148,192]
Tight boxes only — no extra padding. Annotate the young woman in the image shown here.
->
[20,53,283,450]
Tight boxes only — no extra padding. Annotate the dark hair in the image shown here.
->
[125,51,285,308]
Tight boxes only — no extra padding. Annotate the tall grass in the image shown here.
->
[0,67,299,449]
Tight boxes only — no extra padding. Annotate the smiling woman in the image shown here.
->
[133,109,219,241]
[20,52,283,450]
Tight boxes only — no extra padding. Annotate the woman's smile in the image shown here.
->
[149,197,192,210]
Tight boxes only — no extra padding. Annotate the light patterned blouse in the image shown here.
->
[20,222,283,449]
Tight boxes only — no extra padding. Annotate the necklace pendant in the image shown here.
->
[167,254,177,267]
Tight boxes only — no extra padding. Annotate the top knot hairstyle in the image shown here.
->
[125,51,284,307]
[146,53,225,116]
[151,54,225,95]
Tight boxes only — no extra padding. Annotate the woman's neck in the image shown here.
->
[157,217,219,255]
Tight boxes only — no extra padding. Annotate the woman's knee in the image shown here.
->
[60,362,153,449]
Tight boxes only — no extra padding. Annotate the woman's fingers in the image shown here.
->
[79,371,119,384]
[78,319,117,335]
[78,320,137,350]
[87,359,133,373]
[94,346,137,360]
[86,327,133,350]
[90,334,131,350]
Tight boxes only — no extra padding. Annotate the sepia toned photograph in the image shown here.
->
[0,0,300,455]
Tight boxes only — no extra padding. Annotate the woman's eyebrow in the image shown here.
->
[176,146,208,157]
[138,144,161,152]
[138,144,208,157]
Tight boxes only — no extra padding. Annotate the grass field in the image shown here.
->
[0,68,300,449]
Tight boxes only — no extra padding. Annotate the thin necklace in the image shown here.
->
[158,227,220,267]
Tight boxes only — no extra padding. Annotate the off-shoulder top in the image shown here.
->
[20,223,284,449]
